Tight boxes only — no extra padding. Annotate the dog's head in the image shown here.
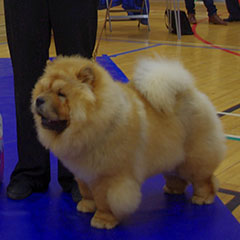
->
[31,56,100,134]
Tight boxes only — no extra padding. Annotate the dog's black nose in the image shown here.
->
[36,97,45,107]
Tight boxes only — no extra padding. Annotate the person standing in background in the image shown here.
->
[224,0,240,22]
[185,0,227,25]
[4,0,99,200]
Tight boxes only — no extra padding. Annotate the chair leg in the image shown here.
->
[105,0,113,32]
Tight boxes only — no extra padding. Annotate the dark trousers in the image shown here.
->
[225,0,240,18]
[185,0,217,17]
[4,0,98,191]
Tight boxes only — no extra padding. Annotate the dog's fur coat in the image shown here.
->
[31,56,226,229]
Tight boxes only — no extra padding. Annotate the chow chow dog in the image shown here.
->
[31,56,226,229]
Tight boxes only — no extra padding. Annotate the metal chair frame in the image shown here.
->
[165,0,181,39]
[104,0,150,32]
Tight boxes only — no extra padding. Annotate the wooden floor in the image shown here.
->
[0,0,240,222]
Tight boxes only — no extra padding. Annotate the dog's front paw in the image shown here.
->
[76,199,96,213]
[91,211,119,229]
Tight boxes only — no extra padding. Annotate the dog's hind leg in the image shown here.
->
[76,179,96,213]
[191,176,218,205]
[177,157,220,205]
[163,174,188,195]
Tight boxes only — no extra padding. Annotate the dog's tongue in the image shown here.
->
[41,118,68,133]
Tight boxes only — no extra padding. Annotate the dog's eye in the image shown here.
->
[58,92,65,98]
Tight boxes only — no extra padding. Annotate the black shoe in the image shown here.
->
[71,181,81,203]
[7,179,48,200]
[224,16,240,22]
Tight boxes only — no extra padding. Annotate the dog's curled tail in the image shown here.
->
[132,57,195,114]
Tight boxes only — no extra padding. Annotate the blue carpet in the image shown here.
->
[0,57,240,240]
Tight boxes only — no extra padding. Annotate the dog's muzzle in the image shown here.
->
[35,97,68,133]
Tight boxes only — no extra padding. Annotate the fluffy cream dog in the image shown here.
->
[31,56,226,229]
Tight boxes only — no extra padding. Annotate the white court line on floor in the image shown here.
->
[218,112,240,117]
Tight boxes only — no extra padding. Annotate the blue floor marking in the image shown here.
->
[96,55,129,83]
[109,44,162,58]
[0,57,240,240]
[221,104,240,115]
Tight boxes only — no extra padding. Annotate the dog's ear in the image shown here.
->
[77,66,95,86]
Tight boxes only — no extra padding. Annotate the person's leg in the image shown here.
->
[50,0,98,58]
[184,0,197,24]
[184,0,196,15]
[224,0,240,21]
[58,161,81,202]
[4,0,51,199]
[203,0,217,16]
[57,161,74,192]
[49,0,98,198]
